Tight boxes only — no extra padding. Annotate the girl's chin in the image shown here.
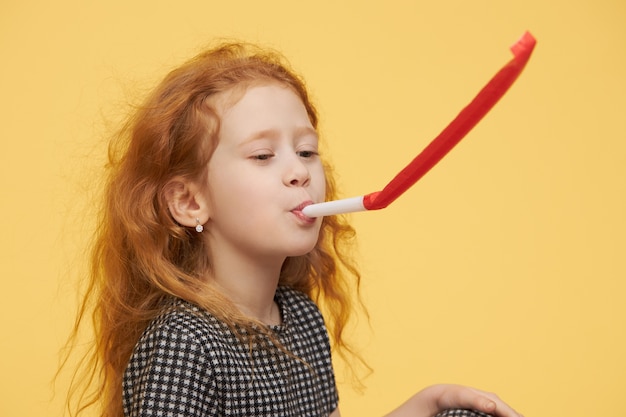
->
[286,243,318,258]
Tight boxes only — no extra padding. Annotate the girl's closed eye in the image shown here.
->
[250,152,275,162]
[297,149,319,158]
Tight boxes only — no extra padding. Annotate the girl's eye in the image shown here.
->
[297,150,318,158]
[252,153,274,161]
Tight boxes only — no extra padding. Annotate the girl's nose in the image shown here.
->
[284,156,311,187]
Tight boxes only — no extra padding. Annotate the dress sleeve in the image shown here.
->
[123,321,217,417]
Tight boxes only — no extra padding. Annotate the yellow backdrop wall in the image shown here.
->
[1,1,624,416]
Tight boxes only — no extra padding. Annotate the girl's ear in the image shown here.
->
[164,177,211,228]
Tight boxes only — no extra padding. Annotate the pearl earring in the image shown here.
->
[195,218,204,233]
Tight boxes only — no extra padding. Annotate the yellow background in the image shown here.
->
[1,1,625,416]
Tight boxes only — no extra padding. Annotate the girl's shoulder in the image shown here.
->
[137,288,328,351]
[140,297,236,351]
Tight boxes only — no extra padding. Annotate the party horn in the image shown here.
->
[303,31,536,218]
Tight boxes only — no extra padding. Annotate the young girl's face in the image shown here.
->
[203,83,326,264]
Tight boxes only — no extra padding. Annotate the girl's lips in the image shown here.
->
[291,201,316,224]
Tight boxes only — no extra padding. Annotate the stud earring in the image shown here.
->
[195,218,204,233]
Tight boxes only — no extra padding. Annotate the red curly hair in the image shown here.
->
[65,42,364,417]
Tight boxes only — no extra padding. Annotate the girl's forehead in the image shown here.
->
[218,84,314,141]
[211,80,300,115]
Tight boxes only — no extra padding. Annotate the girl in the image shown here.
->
[67,42,522,417]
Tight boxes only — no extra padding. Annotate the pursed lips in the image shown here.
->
[291,200,316,223]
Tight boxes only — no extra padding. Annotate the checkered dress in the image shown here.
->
[122,286,338,416]
[435,410,491,417]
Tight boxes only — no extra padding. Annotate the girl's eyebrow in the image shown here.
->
[241,126,318,145]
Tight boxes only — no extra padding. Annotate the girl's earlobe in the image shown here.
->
[195,218,204,233]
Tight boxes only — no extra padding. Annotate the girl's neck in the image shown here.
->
[209,248,284,326]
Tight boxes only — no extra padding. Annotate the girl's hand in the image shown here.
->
[426,384,522,417]
[385,384,523,417]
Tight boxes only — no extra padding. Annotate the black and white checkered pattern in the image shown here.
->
[123,286,338,416]
[435,409,492,417]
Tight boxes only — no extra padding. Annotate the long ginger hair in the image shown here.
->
[66,42,364,417]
